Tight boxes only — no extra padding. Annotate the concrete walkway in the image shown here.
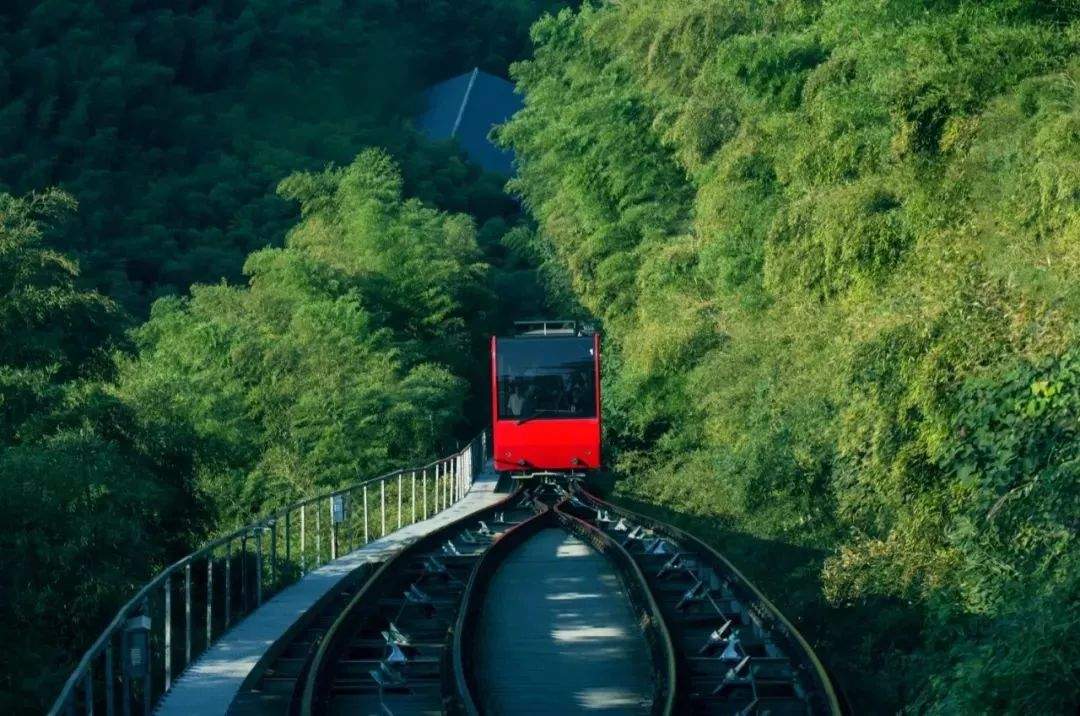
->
[157,468,505,715]
[473,528,654,715]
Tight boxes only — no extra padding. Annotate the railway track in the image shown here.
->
[234,482,840,716]
[230,485,542,715]
[555,487,842,716]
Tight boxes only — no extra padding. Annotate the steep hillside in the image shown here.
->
[501,1,1080,711]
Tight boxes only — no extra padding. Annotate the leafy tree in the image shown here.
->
[0,190,187,713]
[502,1,1080,711]
[118,151,488,526]
[0,0,566,312]
[0,189,118,440]
[1,3,575,712]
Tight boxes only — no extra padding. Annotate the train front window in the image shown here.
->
[497,337,596,421]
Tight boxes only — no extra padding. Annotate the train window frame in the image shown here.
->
[496,336,597,422]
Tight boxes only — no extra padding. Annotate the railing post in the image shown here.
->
[240,535,248,613]
[397,472,403,529]
[164,575,171,691]
[143,607,152,716]
[224,544,233,626]
[269,519,277,591]
[300,505,306,572]
[206,556,213,648]
[184,562,192,668]
[105,638,116,716]
[351,488,358,552]
[411,471,417,523]
[83,667,93,716]
[254,528,263,607]
[329,497,337,561]
[380,479,386,536]
[225,540,232,628]
[423,469,428,518]
[363,485,369,544]
[284,510,291,571]
[315,504,322,565]
[122,637,131,716]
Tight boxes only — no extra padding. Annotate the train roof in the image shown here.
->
[509,320,596,338]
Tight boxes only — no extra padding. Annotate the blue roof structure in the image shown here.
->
[416,68,523,176]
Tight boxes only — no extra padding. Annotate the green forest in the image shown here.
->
[2,0,1078,713]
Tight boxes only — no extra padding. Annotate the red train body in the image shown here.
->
[490,324,601,475]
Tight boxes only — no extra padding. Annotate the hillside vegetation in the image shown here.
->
[120,150,493,526]
[0,2,562,710]
[501,0,1079,711]
[0,0,559,311]
[0,150,547,712]
[3,1,1077,713]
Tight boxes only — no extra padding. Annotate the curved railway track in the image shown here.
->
[233,481,841,716]
[555,487,842,716]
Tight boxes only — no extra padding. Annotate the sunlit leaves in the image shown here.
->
[504,1,1080,711]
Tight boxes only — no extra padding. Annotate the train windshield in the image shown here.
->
[497,336,596,421]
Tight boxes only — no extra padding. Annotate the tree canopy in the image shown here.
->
[501,1,1080,711]
[0,2,564,710]
[0,0,562,311]
[119,150,489,525]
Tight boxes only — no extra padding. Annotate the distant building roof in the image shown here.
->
[416,68,522,176]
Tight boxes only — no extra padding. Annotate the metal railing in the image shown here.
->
[49,432,488,716]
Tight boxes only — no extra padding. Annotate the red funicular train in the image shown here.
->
[490,320,601,477]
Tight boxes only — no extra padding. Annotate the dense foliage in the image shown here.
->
[0,151,546,712]
[501,1,1079,711]
[0,0,560,311]
[0,2,563,710]
[5,1,1076,713]
[119,150,493,526]
[0,190,191,711]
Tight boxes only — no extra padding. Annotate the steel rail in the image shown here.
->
[298,486,528,716]
[450,499,557,716]
[551,497,680,716]
[573,487,843,716]
[50,432,487,716]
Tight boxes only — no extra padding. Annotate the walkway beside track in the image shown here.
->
[473,528,654,715]
[157,466,505,716]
